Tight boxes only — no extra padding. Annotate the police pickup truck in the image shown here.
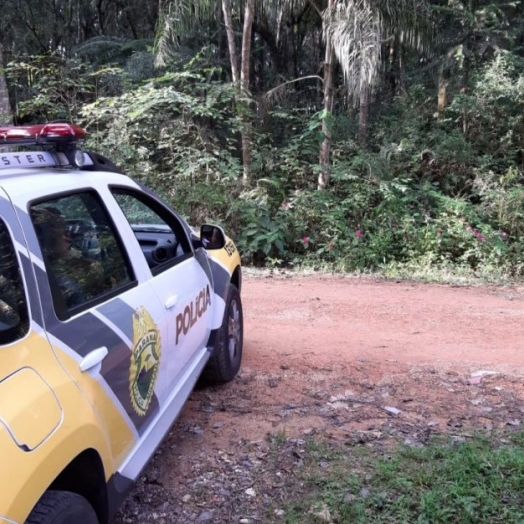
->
[0,123,243,524]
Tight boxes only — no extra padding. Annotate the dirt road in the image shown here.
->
[112,274,524,523]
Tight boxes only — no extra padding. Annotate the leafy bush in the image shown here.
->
[81,71,242,205]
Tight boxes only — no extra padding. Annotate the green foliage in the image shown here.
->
[5,34,524,280]
[75,37,154,67]
[447,50,524,170]
[81,69,243,218]
[78,53,524,277]
[125,51,157,82]
[6,55,96,122]
[234,198,287,264]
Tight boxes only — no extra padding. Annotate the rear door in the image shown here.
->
[0,188,62,451]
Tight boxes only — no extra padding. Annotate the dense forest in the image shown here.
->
[1,0,523,279]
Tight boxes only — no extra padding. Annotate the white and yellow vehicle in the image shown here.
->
[0,123,243,524]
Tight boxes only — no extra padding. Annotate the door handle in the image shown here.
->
[79,346,108,373]
[164,295,178,309]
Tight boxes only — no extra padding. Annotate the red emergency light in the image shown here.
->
[0,123,92,169]
[0,123,86,145]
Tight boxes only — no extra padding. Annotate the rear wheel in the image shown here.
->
[204,284,243,382]
[26,490,98,524]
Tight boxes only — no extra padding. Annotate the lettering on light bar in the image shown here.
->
[0,151,94,169]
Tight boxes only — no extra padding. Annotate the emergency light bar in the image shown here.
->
[0,123,94,169]
[0,123,86,144]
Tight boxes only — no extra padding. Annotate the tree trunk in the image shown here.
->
[437,62,447,123]
[240,0,255,184]
[240,0,254,95]
[461,43,471,136]
[398,44,407,95]
[0,44,11,125]
[318,0,335,191]
[358,88,369,148]
[222,0,240,84]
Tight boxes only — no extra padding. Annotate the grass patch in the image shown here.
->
[380,258,519,287]
[281,432,524,523]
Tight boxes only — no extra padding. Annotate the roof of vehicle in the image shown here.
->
[0,168,135,200]
[0,123,134,199]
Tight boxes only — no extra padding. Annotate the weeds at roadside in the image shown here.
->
[275,431,524,523]
[242,263,522,288]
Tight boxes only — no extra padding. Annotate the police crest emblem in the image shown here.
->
[129,307,161,416]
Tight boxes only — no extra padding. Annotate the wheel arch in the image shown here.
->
[206,265,242,355]
[8,423,113,524]
[47,448,109,524]
[231,265,242,294]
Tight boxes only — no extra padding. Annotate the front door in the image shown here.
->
[110,189,214,389]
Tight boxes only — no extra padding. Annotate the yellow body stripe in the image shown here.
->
[0,331,134,522]
[209,236,241,277]
[50,346,136,467]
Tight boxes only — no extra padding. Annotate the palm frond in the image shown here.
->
[324,0,382,99]
[154,0,221,67]
[380,0,434,53]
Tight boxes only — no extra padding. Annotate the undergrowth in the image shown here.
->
[8,50,523,282]
[280,431,524,523]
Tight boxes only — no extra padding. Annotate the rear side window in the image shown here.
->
[30,192,135,319]
[0,220,29,344]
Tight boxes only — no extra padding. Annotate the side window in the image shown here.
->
[0,220,29,344]
[30,192,134,319]
[112,189,191,275]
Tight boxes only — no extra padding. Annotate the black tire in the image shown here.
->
[26,491,98,524]
[204,284,243,382]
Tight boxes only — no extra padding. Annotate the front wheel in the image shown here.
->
[26,490,98,524]
[203,284,243,382]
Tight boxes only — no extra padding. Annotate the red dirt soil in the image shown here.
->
[162,273,524,452]
[112,274,524,523]
[244,274,524,373]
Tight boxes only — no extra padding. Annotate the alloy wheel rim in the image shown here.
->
[227,298,241,361]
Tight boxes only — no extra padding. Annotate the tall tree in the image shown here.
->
[155,0,256,183]
[323,0,381,153]
[0,0,159,57]
[319,0,335,190]
[307,0,430,187]
[222,0,240,84]
[432,0,518,135]
[0,43,11,124]
[240,0,256,183]
[325,0,431,146]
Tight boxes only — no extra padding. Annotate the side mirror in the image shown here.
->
[200,224,226,250]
